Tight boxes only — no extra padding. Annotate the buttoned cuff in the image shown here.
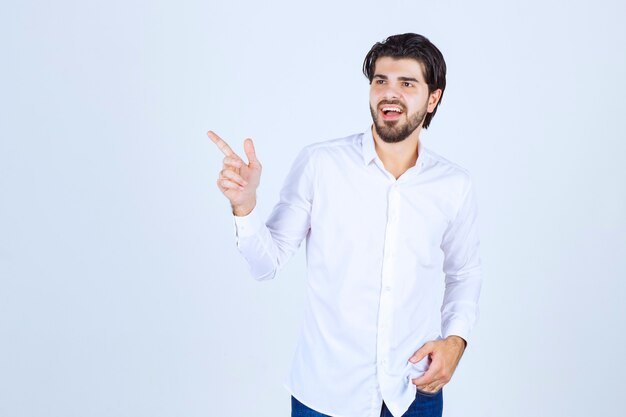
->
[233,206,264,239]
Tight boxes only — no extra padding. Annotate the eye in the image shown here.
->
[375,79,386,85]
[403,82,414,87]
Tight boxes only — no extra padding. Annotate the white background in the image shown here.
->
[1,1,625,416]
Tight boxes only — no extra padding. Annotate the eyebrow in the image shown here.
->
[373,74,420,83]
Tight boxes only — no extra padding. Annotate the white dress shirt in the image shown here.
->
[233,127,482,417]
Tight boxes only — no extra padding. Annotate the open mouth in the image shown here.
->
[380,105,403,121]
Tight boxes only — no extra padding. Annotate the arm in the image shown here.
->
[233,147,314,280]
[439,177,482,342]
[409,177,482,392]
[208,131,313,280]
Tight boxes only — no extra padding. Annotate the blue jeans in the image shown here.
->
[291,389,443,417]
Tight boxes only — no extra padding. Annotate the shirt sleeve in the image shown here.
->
[439,176,483,343]
[233,146,315,280]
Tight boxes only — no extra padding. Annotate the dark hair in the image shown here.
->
[363,33,447,129]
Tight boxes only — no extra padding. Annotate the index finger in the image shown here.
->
[207,130,236,157]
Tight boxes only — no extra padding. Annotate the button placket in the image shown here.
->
[376,184,401,373]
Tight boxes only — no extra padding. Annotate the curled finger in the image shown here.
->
[218,178,244,191]
[221,169,248,187]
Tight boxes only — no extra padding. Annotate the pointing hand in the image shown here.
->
[208,130,262,216]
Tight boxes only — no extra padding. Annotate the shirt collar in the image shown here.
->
[361,125,378,165]
[361,125,429,170]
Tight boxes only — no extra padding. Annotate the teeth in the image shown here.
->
[382,107,402,113]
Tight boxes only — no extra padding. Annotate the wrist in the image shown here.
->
[232,200,256,217]
[445,335,467,349]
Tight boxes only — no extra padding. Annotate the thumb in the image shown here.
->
[244,138,259,165]
[409,343,431,364]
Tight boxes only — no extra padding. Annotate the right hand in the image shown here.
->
[208,130,262,216]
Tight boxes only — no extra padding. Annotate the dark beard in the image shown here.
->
[369,104,427,143]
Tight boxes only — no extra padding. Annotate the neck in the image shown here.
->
[372,125,421,179]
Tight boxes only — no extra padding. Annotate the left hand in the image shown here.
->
[408,335,466,393]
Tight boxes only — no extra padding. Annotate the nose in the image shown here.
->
[381,83,401,100]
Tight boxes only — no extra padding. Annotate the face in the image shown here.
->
[369,57,441,143]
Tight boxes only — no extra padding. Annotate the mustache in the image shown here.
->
[377,100,406,111]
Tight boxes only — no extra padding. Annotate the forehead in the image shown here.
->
[373,57,426,81]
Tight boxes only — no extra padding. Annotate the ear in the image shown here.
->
[427,89,442,113]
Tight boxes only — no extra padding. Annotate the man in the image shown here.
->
[209,33,482,417]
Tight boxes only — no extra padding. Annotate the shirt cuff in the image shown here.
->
[233,206,264,239]
[441,320,471,344]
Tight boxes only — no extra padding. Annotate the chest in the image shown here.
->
[310,161,457,251]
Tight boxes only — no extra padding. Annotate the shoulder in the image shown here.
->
[420,147,476,203]
[286,132,363,178]
[298,132,364,164]
[422,147,471,176]
[422,147,473,182]
[303,132,362,153]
